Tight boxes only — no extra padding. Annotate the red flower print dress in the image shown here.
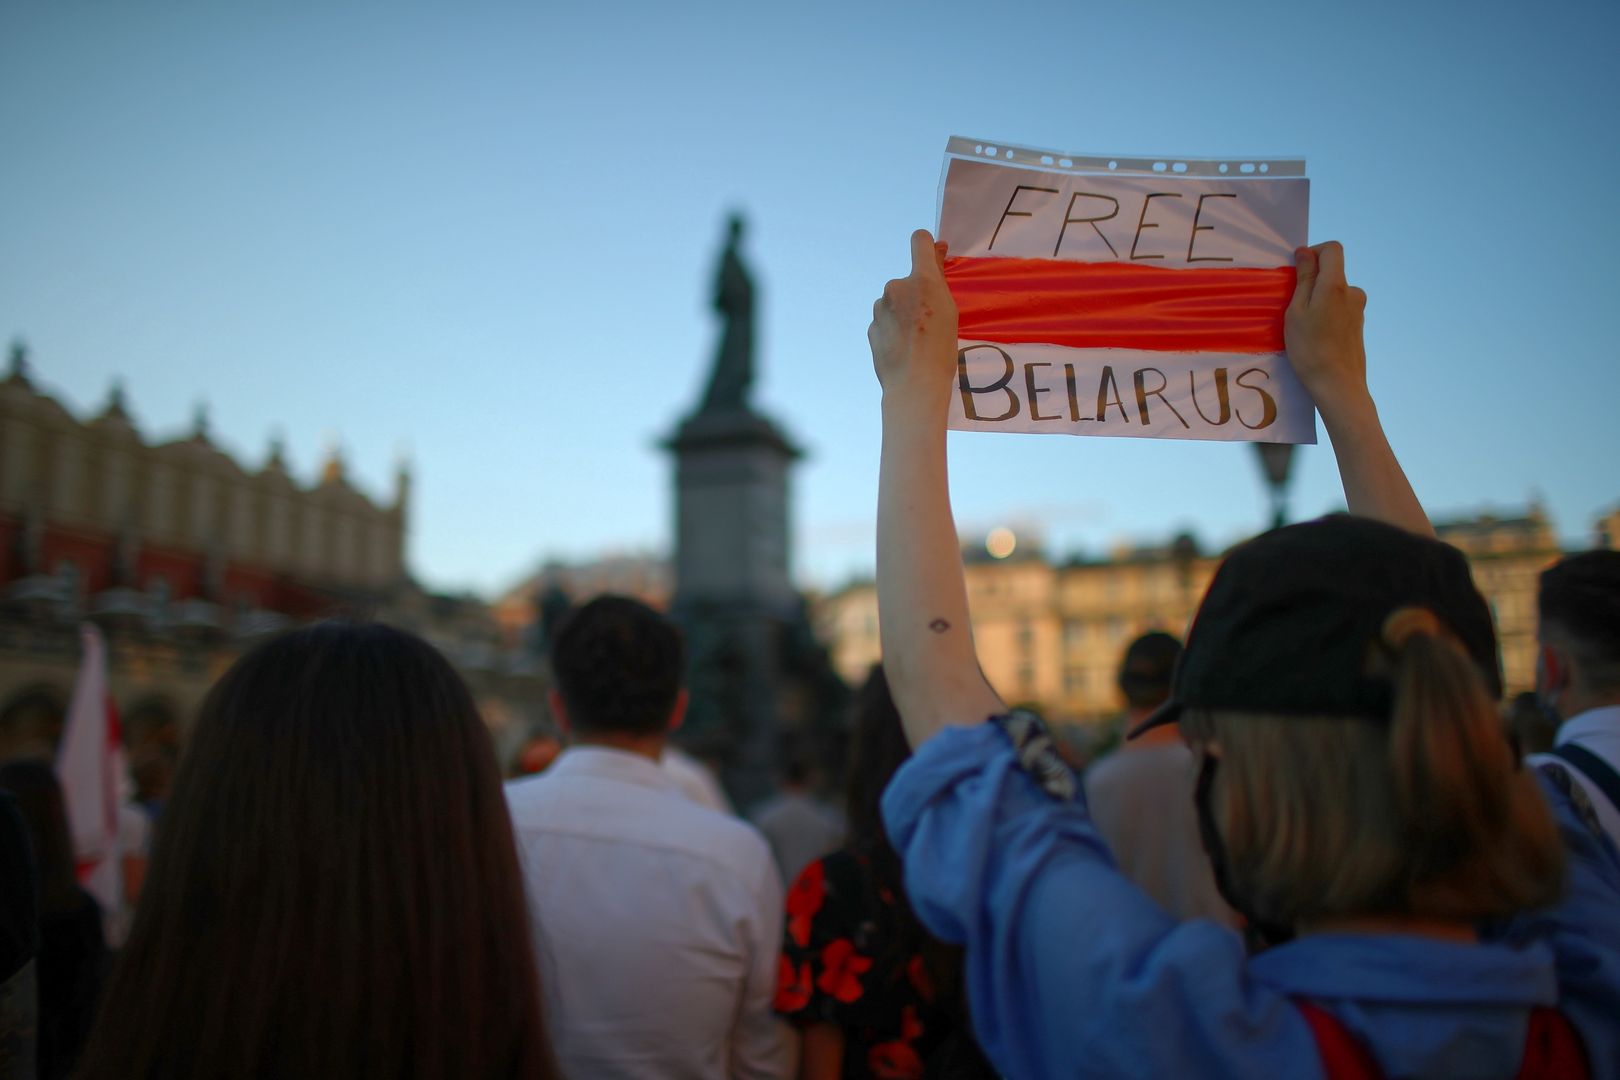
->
[773,850,998,1079]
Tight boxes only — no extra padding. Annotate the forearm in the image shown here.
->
[876,396,1003,748]
[1319,394,1434,538]
[797,1024,843,1080]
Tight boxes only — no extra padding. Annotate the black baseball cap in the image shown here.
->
[1129,515,1502,737]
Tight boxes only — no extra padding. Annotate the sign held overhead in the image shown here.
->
[936,138,1313,443]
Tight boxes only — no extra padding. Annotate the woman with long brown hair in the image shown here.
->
[76,622,555,1078]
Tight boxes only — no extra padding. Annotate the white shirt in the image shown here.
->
[1533,705,1620,843]
[662,746,735,815]
[507,747,794,1080]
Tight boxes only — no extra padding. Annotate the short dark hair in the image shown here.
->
[549,595,684,736]
[1117,631,1182,710]
[76,622,555,1080]
[1540,552,1620,690]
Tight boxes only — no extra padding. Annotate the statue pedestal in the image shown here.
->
[663,406,803,809]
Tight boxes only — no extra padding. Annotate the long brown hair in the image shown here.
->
[844,666,961,999]
[76,622,555,1079]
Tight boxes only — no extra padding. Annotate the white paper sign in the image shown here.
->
[936,138,1313,443]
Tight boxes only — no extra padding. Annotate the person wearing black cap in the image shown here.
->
[1533,550,1620,844]
[865,231,1620,1077]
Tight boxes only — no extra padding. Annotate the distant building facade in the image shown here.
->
[820,532,1218,725]
[818,505,1593,727]
[0,344,542,769]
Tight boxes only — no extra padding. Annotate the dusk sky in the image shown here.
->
[3,2,1616,598]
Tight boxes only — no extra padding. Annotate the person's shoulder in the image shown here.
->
[681,795,774,853]
[675,801,779,888]
[504,768,560,818]
[588,776,771,866]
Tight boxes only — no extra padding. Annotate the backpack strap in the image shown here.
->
[1516,1007,1588,1080]
[1295,1001,1381,1080]
[1297,1001,1588,1080]
[1549,744,1620,825]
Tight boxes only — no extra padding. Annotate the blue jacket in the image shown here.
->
[881,723,1620,1079]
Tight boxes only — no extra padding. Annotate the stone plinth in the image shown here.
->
[663,407,802,809]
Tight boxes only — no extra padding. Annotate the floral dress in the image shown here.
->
[773,849,997,1079]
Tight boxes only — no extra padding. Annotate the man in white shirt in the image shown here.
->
[507,595,794,1080]
[1534,551,1620,843]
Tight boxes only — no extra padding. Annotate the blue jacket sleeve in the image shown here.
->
[881,724,1322,1080]
[1487,767,1620,1075]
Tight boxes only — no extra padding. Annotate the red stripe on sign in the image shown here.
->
[944,256,1296,353]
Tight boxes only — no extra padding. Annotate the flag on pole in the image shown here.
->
[55,622,123,924]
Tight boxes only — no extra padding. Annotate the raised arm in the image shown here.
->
[870,230,1004,747]
[1286,241,1434,537]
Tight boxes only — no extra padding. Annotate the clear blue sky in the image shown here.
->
[3,2,1616,597]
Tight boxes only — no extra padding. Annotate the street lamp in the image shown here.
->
[1252,442,1296,532]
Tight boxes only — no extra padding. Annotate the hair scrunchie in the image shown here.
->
[1381,605,1447,651]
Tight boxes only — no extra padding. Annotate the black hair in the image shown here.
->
[549,595,684,736]
[844,668,963,992]
[1116,630,1183,710]
[1540,551,1620,690]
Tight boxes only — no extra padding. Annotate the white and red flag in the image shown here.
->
[937,137,1313,442]
[55,622,124,921]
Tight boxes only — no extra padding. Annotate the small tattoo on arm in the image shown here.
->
[928,618,951,634]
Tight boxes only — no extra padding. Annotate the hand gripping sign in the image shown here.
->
[937,137,1313,443]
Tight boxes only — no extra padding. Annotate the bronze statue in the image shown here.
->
[699,214,755,413]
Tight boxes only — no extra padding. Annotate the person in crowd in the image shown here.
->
[1506,690,1559,757]
[0,789,39,1078]
[507,595,792,1079]
[0,759,105,1080]
[1532,551,1620,843]
[775,665,996,1080]
[749,752,844,885]
[1084,632,1236,926]
[866,231,1620,1076]
[74,622,555,1079]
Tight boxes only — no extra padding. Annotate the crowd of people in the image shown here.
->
[0,234,1616,1078]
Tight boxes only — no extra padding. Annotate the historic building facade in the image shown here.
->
[0,344,539,770]
[818,505,1586,729]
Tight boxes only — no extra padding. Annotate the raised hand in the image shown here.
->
[1284,241,1432,537]
[1285,241,1371,427]
[869,229,958,414]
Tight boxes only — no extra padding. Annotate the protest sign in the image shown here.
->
[936,137,1313,443]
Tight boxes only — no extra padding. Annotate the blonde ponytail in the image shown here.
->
[1380,607,1563,918]
[1183,609,1565,925]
